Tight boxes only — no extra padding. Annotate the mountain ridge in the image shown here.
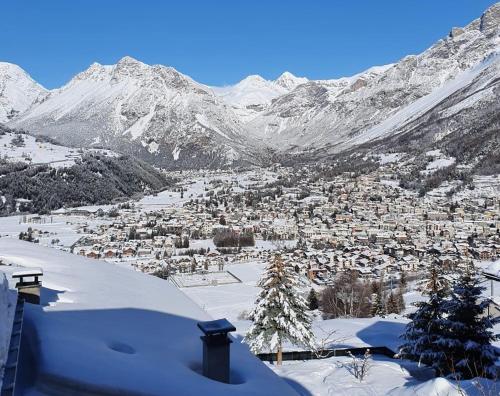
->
[2,2,499,169]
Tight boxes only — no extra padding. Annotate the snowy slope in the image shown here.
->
[0,62,47,123]
[335,52,500,152]
[0,239,296,395]
[0,129,118,168]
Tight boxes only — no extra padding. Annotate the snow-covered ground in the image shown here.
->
[0,239,296,395]
[0,131,117,168]
[184,261,409,349]
[0,213,108,251]
[0,271,16,390]
[137,170,279,212]
[274,357,497,396]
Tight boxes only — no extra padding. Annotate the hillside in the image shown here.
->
[0,126,171,215]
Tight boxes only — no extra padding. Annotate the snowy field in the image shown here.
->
[0,213,109,250]
[173,270,241,288]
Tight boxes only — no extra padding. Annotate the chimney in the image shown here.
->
[197,318,236,383]
[12,269,43,304]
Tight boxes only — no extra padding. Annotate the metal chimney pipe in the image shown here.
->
[197,319,236,384]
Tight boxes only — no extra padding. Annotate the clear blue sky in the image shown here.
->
[1,0,496,88]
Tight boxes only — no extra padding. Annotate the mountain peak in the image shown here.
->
[274,71,308,90]
[72,62,110,82]
[116,55,144,66]
[112,56,149,80]
[0,62,47,123]
[239,74,267,84]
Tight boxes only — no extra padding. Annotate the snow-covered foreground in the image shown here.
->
[183,260,500,395]
[0,239,296,395]
[273,357,497,396]
[0,272,16,389]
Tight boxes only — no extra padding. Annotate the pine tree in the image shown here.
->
[245,254,314,365]
[307,288,319,310]
[395,289,405,313]
[437,267,498,379]
[399,270,408,292]
[386,292,399,314]
[370,280,384,317]
[399,262,448,371]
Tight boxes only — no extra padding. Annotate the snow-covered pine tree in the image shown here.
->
[244,254,314,365]
[399,262,448,371]
[437,266,498,379]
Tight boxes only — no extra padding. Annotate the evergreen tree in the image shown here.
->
[399,270,408,292]
[399,262,448,371]
[386,292,399,314]
[245,254,314,365]
[307,288,319,310]
[437,268,498,379]
[395,289,405,313]
[370,279,384,317]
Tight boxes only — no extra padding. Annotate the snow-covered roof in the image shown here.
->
[484,260,500,279]
[0,239,295,395]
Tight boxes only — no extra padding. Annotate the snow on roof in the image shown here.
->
[0,239,295,395]
[484,260,500,278]
[12,268,43,277]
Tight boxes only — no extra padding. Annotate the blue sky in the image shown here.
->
[1,0,496,88]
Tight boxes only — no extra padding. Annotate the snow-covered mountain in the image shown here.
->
[4,3,500,169]
[365,51,500,169]
[247,3,500,152]
[10,57,258,168]
[211,72,308,122]
[0,62,47,123]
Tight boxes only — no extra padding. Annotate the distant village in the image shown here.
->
[19,161,499,288]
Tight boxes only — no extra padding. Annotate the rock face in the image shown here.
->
[10,57,258,168]
[0,62,47,123]
[5,3,500,168]
[367,53,500,166]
